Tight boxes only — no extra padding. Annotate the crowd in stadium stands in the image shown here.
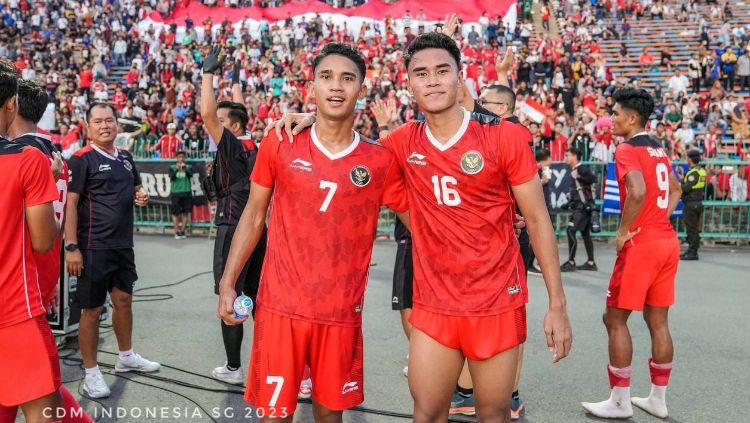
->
[0,0,749,185]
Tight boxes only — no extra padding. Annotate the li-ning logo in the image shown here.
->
[407,151,427,166]
[507,284,521,295]
[342,381,359,394]
[290,158,313,172]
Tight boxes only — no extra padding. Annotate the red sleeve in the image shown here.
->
[381,155,408,212]
[250,132,279,188]
[499,122,538,186]
[615,144,641,182]
[21,148,58,206]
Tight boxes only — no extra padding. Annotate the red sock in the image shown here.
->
[607,364,632,389]
[649,358,673,386]
[60,386,95,423]
[302,365,311,381]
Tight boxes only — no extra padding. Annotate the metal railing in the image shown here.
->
[133,160,750,242]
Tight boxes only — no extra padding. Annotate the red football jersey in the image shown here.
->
[381,110,538,316]
[251,126,407,326]
[615,134,677,242]
[34,164,68,302]
[0,143,59,329]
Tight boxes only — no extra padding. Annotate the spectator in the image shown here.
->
[169,151,193,239]
[737,50,750,92]
[688,53,702,93]
[639,47,655,72]
[721,47,738,91]
[550,121,569,161]
[152,123,183,158]
[667,68,690,98]
[729,166,748,202]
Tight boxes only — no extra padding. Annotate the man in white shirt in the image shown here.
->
[666,68,690,97]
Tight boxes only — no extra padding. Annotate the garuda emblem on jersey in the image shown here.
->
[460,150,484,175]
[123,160,133,172]
[350,165,371,187]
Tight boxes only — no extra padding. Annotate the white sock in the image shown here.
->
[118,349,134,360]
[632,384,669,418]
[85,366,101,377]
[582,387,633,419]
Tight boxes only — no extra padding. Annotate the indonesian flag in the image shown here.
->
[518,98,548,123]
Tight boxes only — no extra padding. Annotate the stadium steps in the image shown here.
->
[105,64,131,97]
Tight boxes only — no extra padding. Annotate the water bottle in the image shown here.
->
[233,295,253,319]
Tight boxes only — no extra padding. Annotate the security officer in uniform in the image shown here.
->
[679,149,706,260]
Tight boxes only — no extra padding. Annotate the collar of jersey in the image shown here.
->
[16,132,52,141]
[91,143,119,160]
[310,123,360,160]
[425,107,471,152]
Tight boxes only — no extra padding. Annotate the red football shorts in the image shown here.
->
[0,315,61,407]
[608,237,680,311]
[409,306,527,361]
[245,309,364,416]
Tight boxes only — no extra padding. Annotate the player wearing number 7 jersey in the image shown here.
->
[582,88,682,419]
[217,43,408,422]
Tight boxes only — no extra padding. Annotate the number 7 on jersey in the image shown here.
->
[319,180,337,212]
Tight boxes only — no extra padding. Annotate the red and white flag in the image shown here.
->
[518,98,548,123]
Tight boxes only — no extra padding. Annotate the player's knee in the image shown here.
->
[81,306,103,319]
[475,403,511,423]
[111,296,132,310]
[412,401,448,423]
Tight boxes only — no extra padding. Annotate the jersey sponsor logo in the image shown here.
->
[460,150,484,175]
[290,158,313,172]
[350,165,371,187]
[354,305,362,313]
[507,284,521,295]
[98,164,112,172]
[123,160,133,172]
[606,290,612,298]
[392,296,399,303]
[407,151,427,166]
[342,381,359,394]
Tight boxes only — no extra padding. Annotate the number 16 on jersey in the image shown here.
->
[432,175,461,206]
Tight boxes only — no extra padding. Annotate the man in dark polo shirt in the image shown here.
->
[64,103,159,399]
[201,46,266,385]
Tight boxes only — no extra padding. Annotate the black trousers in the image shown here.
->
[683,201,702,253]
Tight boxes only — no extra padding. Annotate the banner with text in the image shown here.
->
[136,160,209,206]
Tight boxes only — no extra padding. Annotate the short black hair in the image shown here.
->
[566,147,583,161]
[403,32,461,70]
[17,79,49,124]
[176,150,186,157]
[612,87,655,127]
[312,43,366,82]
[0,63,18,108]
[217,101,249,129]
[485,84,517,111]
[535,149,551,162]
[86,102,118,122]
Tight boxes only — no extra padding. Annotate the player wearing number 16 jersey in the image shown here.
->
[217,44,407,422]
[377,33,572,423]
[582,88,682,420]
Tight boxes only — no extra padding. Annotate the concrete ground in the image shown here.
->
[20,235,749,422]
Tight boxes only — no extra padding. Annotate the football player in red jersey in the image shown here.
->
[5,78,94,423]
[582,88,682,419]
[383,32,570,423]
[0,65,63,423]
[217,43,408,422]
